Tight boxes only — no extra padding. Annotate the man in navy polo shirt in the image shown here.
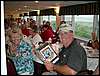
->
[44,24,87,75]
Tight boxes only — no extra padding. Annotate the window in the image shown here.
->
[30,16,36,21]
[96,15,99,40]
[60,15,64,21]
[43,16,49,21]
[50,16,56,32]
[75,15,94,40]
[21,16,24,20]
[32,16,36,21]
[64,15,72,26]
[42,16,56,32]
[23,16,29,21]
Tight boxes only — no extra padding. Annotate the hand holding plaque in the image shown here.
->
[35,43,59,64]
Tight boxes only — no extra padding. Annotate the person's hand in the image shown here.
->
[32,45,36,55]
[44,60,54,71]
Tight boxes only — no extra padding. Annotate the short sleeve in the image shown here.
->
[66,49,84,72]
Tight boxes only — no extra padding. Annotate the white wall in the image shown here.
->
[1,1,7,75]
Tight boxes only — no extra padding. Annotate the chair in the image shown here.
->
[7,57,17,75]
[33,61,47,75]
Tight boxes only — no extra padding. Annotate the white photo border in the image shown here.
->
[40,45,57,62]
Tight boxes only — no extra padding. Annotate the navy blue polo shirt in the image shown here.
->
[55,39,87,72]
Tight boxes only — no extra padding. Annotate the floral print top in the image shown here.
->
[11,40,34,75]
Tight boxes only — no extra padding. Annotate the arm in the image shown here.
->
[53,64,77,75]
[44,61,77,75]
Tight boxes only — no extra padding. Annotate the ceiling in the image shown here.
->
[4,1,96,16]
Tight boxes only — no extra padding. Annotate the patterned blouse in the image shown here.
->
[11,40,34,75]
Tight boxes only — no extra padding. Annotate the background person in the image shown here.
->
[41,24,54,42]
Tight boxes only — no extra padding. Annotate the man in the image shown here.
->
[44,24,87,75]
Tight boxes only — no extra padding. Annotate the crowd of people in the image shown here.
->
[5,18,99,75]
[5,18,58,75]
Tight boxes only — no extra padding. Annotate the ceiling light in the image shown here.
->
[24,6,28,8]
[35,1,39,3]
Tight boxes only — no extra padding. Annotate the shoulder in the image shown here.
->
[71,39,83,50]
[69,39,86,55]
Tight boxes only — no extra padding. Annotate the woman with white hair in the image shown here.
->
[8,31,34,75]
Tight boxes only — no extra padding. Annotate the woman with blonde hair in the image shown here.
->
[8,31,34,75]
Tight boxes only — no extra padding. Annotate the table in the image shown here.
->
[87,58,99,71]
[84,46,99,58]
[81,45,99,71]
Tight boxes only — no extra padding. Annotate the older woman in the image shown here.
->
[8,31,34,75]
